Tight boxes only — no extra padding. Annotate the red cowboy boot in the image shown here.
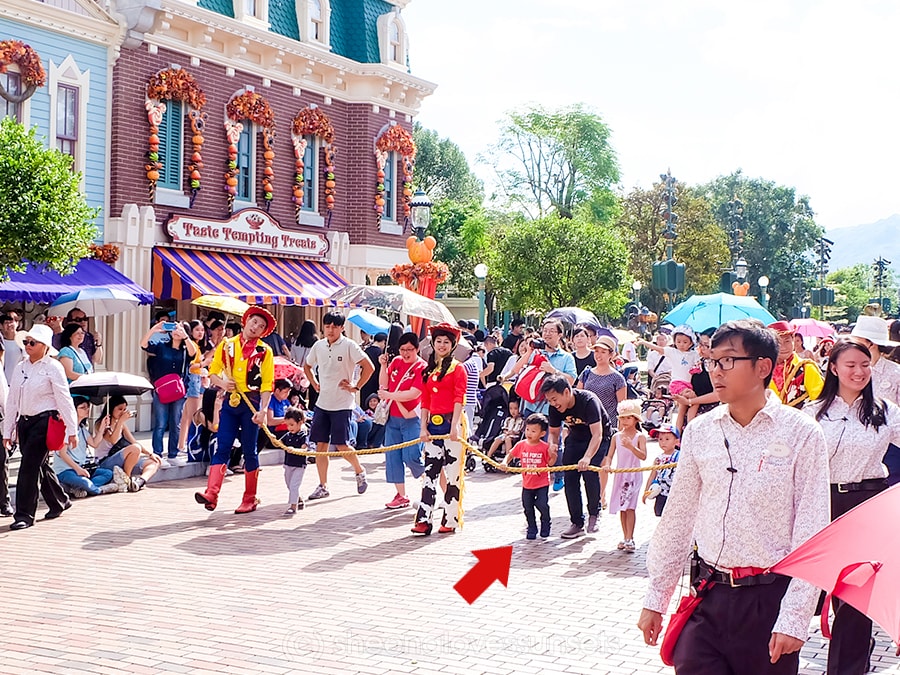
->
[194,464,227,511]
[234,468,260,514]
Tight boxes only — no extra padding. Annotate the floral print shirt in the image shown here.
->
[644,394,830,641]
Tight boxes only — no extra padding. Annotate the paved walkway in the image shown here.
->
[2,450,898,674]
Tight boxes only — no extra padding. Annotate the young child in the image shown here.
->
[281,407,309,516]
[603,399,647,553]
[638,325,700,430]
[501,413,557,540]
[643,423,681,517]
[486,398,525,460]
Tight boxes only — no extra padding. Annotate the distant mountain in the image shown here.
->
[826,215,900,271]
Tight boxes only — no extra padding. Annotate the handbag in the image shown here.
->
[514,352,548,403]
[373,399,391,425]
[154,373,186,404]
[660,577,711,666]
[46,412,67,452]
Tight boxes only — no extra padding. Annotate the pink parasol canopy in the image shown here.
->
[770,484,900,644]
[789,318,834,339]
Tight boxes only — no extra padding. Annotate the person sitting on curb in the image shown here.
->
[54,396,120,498]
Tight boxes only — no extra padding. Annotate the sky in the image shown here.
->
[402,0,900,231]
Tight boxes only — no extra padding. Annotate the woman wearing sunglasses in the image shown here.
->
[3,324,78,530]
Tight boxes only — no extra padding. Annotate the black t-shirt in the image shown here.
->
[501,333,523,351]
[691,363,714,397]
[360,344,383,402]
[280,429,309,467]
[548,388,610,446]
[574,352,596,377]
[485,347,513,384]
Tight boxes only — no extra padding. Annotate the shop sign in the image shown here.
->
[165,209,329,259]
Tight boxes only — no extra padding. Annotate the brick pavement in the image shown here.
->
[2,451,899,675]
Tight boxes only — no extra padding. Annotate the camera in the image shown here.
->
[531,338,546,350]
[163,322,178,331]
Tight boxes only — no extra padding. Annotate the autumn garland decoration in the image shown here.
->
[224,90,276,213]
[89,244,120,264]
[0,40,45,103]
[374,124,416,221]
[144,67,207,206]
[389,261,450,287]
[291,107,337,225]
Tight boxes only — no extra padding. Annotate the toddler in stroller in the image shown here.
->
[483,398,525,472]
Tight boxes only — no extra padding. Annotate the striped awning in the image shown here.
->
[151,247,347,306]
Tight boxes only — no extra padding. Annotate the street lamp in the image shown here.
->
[757,275,770,310]
[474,263,488,329]
[632,280,642,305]
[735,257,749,282]
[409,189,433,238]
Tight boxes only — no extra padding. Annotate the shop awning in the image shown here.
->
[0,258,154,305]
[152,247,347,306]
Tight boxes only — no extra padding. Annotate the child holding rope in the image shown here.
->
[281,407,309,515]
[604,399,647,553]
[501,413,556,539]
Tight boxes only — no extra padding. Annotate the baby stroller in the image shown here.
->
[467,383,509,472]
[642,395,674,433]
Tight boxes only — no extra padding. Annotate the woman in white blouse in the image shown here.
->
[806,337,900,675]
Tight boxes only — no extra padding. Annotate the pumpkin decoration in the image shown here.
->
[144,67,206,205]
[374,123,416,223]
[406,235,436,264]
[291,106,337,225]
[224,90,276,213]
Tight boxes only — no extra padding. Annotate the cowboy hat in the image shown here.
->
[768,320,795,335]
[428,322,461,343]
[241,306,276,338]
[850,315,899,347]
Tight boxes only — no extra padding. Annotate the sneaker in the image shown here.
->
[526,528,538,540]
[112,466,131,493]
[308,484,330,500]
[355,471,368,494]
[587,514,599,533]
[385,494,410,510]
[540,527,550,539]
[552,474,565,492]
[169,455,188,467]
[128,476,146,492]
[561,524,585,539]
[158,457,172,469]
[70,488,88,499]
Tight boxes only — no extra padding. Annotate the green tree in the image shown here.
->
[617,182,730,314]
[412,124,483,204]
[425,200,490,297]
[484,103,620,220]
[697,170,823,317]
[827,263,897,322]
[486,213,629,316]
[0,119,97,279]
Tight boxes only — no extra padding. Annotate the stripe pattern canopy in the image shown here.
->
[152,247,347,306]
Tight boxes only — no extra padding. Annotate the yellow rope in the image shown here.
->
[242,390,676,474]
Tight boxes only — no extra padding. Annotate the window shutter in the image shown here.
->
[159,100,183,190]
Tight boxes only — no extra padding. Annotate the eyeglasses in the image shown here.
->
[702,356,762,371]
[22,339,38,347]
[72,317,88,323]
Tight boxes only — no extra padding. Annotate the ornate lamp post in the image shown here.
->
[632,280,642,305]
[474,263,488,329]
[409,189,433,238]
[757,275,770,310]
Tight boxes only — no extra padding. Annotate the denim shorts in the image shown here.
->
[186,373,204,399]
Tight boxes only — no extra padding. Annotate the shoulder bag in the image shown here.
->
[154,348,188,404]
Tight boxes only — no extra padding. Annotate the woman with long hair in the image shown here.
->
[805,337,900,675]
[411,323,467,535]
[176,320,207,455]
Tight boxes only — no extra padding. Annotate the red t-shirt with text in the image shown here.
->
[508,439,552,490]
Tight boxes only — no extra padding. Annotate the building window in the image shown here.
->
[298,0,330,45]
[0,72,21,121]
[157,100,183,190]
[383,151,396,222]
[234,0,268,27]
[236,122,255,203]
[389,21,401,62]
[302,134,317,211]
[377,12,408,67]
[56,84,78,160]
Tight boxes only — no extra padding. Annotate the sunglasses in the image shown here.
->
[22,339,39,347]
[72,317,88,323]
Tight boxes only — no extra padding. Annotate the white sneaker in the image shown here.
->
[112,465,131,493]
[169,455,188,467]
[159,457,173,469]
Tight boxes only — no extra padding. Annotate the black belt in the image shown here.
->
[697,558,784,588]
[19,410,57,423]
[832,478,887,494]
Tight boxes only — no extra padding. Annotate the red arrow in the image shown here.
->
[454,546,513,604]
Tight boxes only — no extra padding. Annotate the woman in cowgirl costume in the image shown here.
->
[411,323,468,536]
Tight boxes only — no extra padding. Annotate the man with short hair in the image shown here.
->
[480,335,512,387]
[360,332,387,405]
[638,319,830,673]
[304,312,374,500]
[542,374,610,538]
[501,318,526,351]
[0,314,21,385]
[50,307,103,365]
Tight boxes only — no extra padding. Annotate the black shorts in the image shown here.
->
[308,407,352,446]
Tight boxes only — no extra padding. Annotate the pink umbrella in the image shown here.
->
[789,318,834,339]
[770,484,900,643]
[273,356,304,382]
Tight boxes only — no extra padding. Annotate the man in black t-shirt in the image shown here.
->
[542,374,610,539]
[480,335,513,386]
[360,332,386,404]
[501,318,526,351]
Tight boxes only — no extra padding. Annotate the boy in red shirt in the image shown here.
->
[501,413,557,539]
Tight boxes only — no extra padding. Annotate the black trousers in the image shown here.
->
[521,486,550,534]
[827,483,886,675]
[673,575,799,674]
[562,440,605,527]
[0,441,10,511]
[14,415,68,525]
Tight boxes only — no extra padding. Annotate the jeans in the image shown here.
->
[384,415,423,484]
[355,418,373,447]
[151,391,186,458]
[522,486,550,535]
[212,397,260,472]
[57,468,113,496]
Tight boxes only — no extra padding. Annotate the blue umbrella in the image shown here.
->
[346,308,391,335]
[50,288,141,317]
[662,293,777,332]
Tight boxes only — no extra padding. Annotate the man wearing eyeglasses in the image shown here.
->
[639,319,829,674]
[49,308,103,366]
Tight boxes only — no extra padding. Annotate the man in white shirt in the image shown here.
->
[1,313,22,386]
[638,319,830,673]
[304,312,375,500]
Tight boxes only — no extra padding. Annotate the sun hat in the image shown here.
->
[592,335,618,352]
[850,315,899,347]
[617,398,643,420]
[649,423,680,439]
[19,324,58,356]
[672,325,696,344]
[241,306,276,338]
